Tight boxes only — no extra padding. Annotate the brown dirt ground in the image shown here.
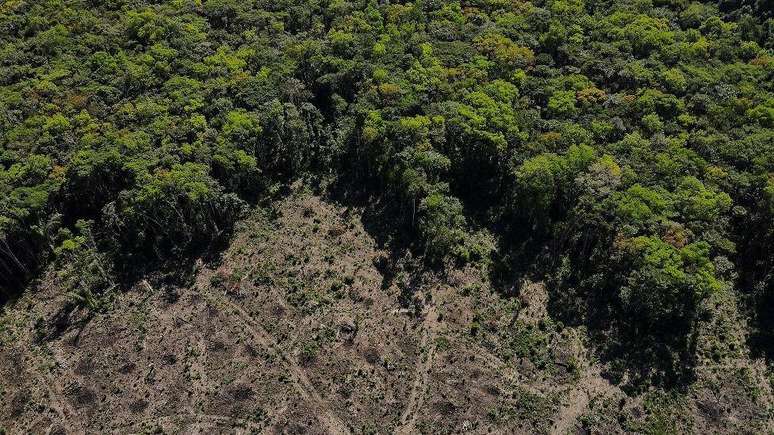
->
[1,189,772,434]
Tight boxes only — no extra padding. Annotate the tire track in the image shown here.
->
[203,290,351,435]
[394,306,438,435]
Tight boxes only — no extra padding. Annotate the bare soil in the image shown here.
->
[1,189,772,434]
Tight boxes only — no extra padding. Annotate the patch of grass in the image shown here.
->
[299,325,336,365]
[299,341,320,364]
[487,387,558,432]
[509,321,552,368]
[629,391,691,435]
[579,395,631,433]
[435,336,450,351]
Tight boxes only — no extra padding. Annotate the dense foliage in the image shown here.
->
[1,0,772,384]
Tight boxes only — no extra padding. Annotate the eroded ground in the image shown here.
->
[1,190,772,434]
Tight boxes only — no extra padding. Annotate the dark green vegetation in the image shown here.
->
[0,0,772,396]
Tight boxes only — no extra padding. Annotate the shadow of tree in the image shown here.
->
[596,321,699,394]
[489,225,700,394]
[748,277,774,361]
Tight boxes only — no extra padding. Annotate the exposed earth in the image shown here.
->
[2,189,772,434]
